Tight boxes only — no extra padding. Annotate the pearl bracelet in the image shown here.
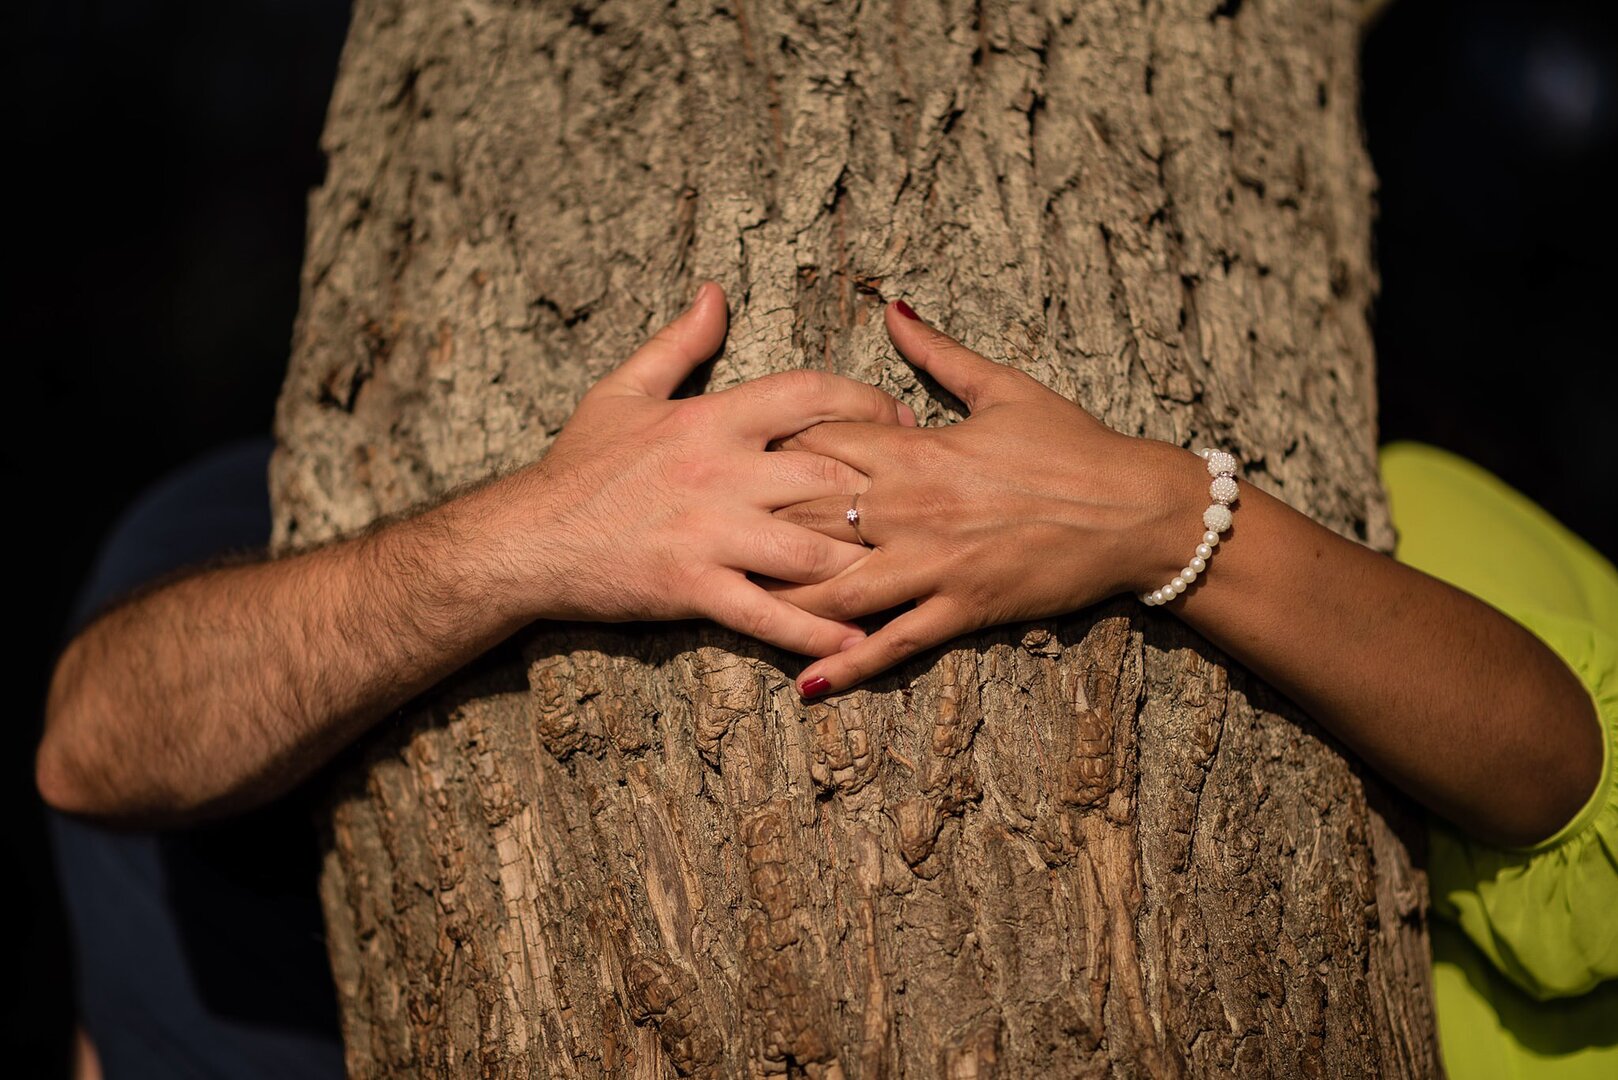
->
[1139,447,1238,606]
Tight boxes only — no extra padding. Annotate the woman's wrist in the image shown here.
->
[1117,438,1227,597]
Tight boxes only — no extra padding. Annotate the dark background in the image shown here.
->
[7,0,1615,1072]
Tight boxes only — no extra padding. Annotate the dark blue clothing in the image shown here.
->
[48,437,344,1078]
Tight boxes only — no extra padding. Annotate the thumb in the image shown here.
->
[600,281,728,398]
[885,300,1025,412]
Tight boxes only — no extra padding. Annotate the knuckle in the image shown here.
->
[771,503,812,528]
[676,561,719,605]
[737,599,775,641]
[880,627,922,661]
[768,452,810,487]
[772,428,811,455]
[663,396,702,430]
[668,397,713,431]
[804,454,839,487]
[831,460,866,492]
[825,579,868,619]
[782,368,828,394]
[910,483,958,527]
[768,529,831,578]
[760,368,824,401]
[976,361,1011,386]
[934,337,978,360]
[651,323,690,351]
[662,448,717,489]
[955,573,998,614]
[804,454,859,491]
[904,434,946,469]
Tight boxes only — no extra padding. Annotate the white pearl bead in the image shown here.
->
[1138,455,1240,608]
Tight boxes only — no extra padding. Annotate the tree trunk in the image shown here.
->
[272,0,1440,1075]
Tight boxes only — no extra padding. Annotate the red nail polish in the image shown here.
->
[800,676,831,698]
[893,299,921,321]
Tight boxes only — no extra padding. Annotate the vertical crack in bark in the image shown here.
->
[731,0,786,167]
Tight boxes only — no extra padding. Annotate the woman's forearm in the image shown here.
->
[1147,449,1603,847]
[778,302,1604,849]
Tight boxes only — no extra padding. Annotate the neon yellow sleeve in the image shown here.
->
[1380,440,1618,1001]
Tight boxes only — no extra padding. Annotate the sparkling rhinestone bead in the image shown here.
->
[1140,452,1242,607]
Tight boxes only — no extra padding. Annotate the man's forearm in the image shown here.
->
[38,480,536,826]
[37,281,919,825]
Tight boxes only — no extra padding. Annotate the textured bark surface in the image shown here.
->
[272,0,1440,1075]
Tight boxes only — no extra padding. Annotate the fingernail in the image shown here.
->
[838,635,865,652]
[689,281,712,309]
[799,675,831,698]
[893,299,921,321]
[898,402,917,427]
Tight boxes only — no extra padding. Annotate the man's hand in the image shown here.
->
[491,280,913,654]
[36,279,913,824]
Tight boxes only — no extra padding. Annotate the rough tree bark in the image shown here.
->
[272,0,1440,1075]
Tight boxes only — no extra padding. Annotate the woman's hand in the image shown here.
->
[494,280,918,657]
[771,300,1202,695]
[771,301,1602,847]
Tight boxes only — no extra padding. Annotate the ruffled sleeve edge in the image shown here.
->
[1502,608,1618,857]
